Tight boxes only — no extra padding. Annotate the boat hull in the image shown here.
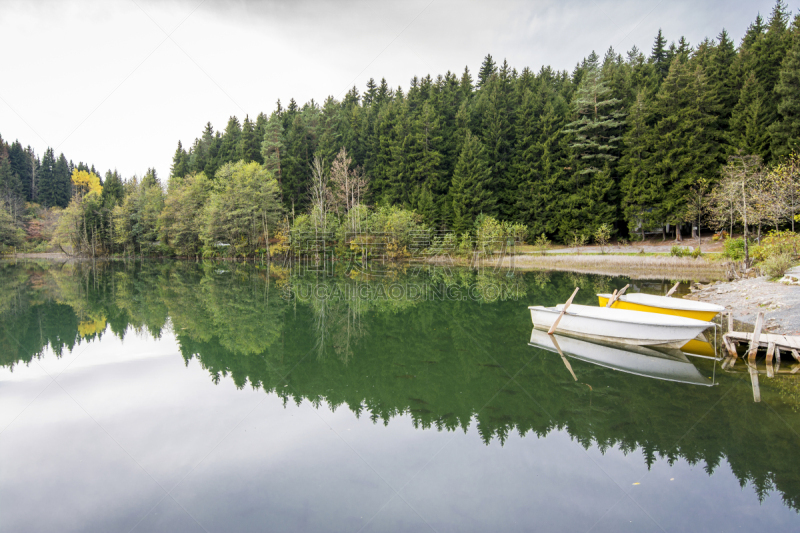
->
[529,305,711,349]
[597,295,721,321]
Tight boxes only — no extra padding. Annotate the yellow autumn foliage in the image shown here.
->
[71,169,103,197]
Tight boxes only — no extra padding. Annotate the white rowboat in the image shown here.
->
[528,304,713,348]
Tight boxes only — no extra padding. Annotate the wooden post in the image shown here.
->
[722,336,738,359]
[748,312,764,359]
[792,350,800,363]
[665,281,681,297]
[605,284,630,308]
[727,311,733,333]
[766,343,775,378]
[749,361,761,402]
[549,287,579,335]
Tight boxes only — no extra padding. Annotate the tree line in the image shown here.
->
[3,1,800,254]
[167,1,800,242]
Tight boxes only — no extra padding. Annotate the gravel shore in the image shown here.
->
[684,276,800,335]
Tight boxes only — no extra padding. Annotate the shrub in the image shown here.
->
[594,224,612,253]
[534,233,550,255]
[722,237,746,261]
[369,206,427,258]
[475,215,504,255]
[762,252,793,278]
[670,245,690,257]
[753,231,800,262]
[503,222,528,245]
[691,247,702,259]
[570,231,588,252]
[457,233,473,257]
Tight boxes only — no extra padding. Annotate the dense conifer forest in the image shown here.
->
[2,1,800,256]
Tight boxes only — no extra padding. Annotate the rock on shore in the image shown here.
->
[684,276,800,335]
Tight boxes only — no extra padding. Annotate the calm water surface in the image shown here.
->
[1,260,799,532]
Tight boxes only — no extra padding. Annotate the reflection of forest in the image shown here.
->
[2,260,799,511]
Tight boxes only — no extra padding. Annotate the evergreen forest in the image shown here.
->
[2,1,800,256]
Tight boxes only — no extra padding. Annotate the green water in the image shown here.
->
[1,259,799,532]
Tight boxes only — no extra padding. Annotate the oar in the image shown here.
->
[605,284,630,308]
[550,335,577,381]
[548,287,579,335]
[665,281,680,297]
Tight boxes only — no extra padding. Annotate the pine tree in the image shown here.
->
[640,57,723,233]
[376,78,391,106]
[0,136,22,202]
[651,29,670,80]
[770,16,800,158]
[619,91,658,238]
[316,96,344,167]
[514,82,571,237]
[450,131,496,234]
[142,167,160,189]
[460,66,474,99]
[191,122,215,176]
[6,141,31,201]
[170,140,190,180]
[565,52,625,174]
[37,148,57,207]
[405,101,444,201]
[415,184,436,226]
[738,1,792,161]
[477,54,497,89]
[254,112,268,152]
[102,170,124,207]
[53,154,71,207]
[261,114,285,195]
[282,106,320,211]
[563,52,625,234]
[707,29,738,132]
[216,116,242,167]
[731,72,771,155]
[364,78,377,106]
[239,115,261,163]
[476,61,516,218]
[372,99,407,205]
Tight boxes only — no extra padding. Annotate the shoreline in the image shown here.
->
[6,251,731,282]
[480,253,729,282]
[684,276,800,335]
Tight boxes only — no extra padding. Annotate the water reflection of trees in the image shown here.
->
[1,260,800,510]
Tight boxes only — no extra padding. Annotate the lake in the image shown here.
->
[1,259,799,532]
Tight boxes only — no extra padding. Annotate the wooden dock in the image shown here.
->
[721,311,800,402]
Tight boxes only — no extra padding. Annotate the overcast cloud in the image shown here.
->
[0,0,780,180]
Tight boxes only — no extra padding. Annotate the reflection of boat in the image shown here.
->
[597,292,724,321]
[681,338,718,359]
[528,304,713,348]
[528,329,712,386]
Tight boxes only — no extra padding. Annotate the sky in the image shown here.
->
[0,0,782,182]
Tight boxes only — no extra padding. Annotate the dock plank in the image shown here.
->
[724,332,800,354]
